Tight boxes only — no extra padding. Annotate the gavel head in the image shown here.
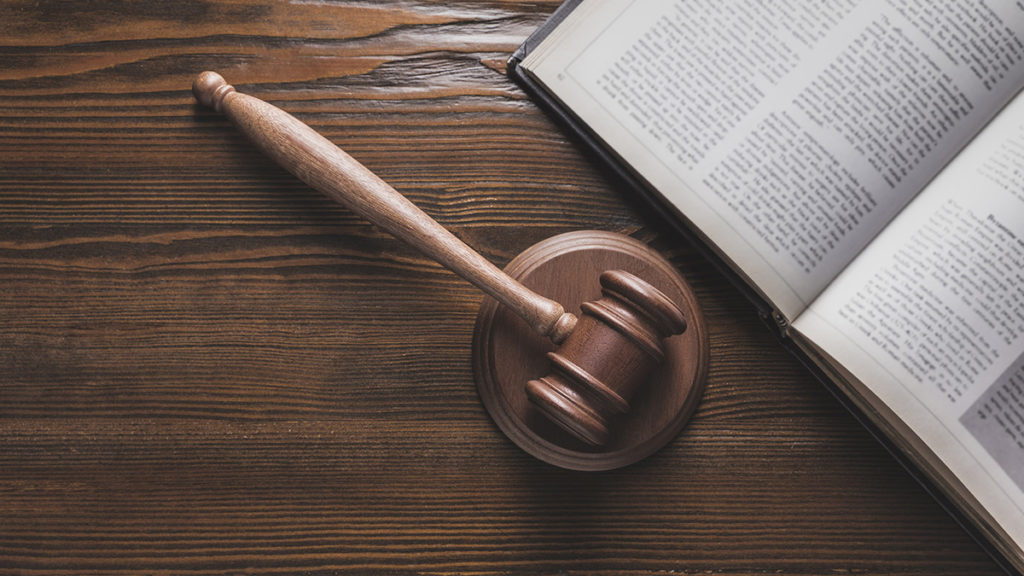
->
[525,269,687,446]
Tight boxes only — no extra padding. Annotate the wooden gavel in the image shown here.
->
[192,71,687,447]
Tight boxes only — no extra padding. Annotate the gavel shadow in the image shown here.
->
[503,449,682,557]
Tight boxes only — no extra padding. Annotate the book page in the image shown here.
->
[522,0,1024,320]
[794,93,1024,554]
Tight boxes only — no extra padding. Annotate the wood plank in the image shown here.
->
[0,1,1005,574]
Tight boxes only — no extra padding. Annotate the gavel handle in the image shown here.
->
[193,71,576,344]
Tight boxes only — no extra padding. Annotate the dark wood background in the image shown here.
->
[0,1,1006,574]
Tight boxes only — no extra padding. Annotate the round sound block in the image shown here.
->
[472,230,709,471]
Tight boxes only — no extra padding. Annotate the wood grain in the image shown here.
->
[191,70,576,344]
[0,1,1005,574]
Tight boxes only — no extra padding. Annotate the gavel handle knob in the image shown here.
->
[192,71,576,344]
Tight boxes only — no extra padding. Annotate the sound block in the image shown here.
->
[472,230,709,471]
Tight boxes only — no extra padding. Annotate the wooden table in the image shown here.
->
[0,2,1005,574]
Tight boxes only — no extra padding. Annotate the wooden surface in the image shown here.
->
[0,1,1005,574]
[192,70,577,346]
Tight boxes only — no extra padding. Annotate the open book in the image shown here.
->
[511,0,1024,572]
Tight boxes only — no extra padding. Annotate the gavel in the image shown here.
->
[192,71,697,457]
